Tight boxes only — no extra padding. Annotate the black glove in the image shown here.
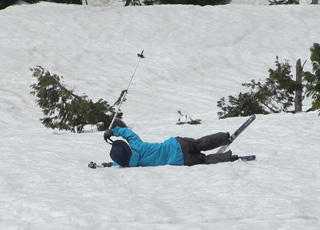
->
[104,129,113,142]
[88,162,97,169]
[101,162,113,167]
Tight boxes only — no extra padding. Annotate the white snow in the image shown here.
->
[0,1,320,229]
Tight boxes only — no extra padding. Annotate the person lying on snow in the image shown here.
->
[102,126,241,167]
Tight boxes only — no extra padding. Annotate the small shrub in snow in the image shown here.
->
[176,110,201,125]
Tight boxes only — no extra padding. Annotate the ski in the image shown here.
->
[217,114,256,153]
[239,155,256,161]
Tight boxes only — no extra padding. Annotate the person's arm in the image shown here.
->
[112,126,143,145]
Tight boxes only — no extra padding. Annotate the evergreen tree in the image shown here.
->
[23,0,39,3]
[244,57,298,113]
[30,66,126,133]
[0,0,82,9]
[269,0,299,4]
[45,0,82,4]
[217,92,268,119]
[304,43,320,112]
[144,0,229,6]
[217,57,299,118]
[0,0,17,10]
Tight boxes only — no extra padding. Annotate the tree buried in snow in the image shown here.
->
[30,66,126,133]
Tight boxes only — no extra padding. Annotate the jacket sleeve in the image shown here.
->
[112,126,143,146]
[111,162,119,167]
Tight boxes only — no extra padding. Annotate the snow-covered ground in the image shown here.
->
[1,2,320,229]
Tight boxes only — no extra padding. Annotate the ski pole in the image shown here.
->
[107,50,145,132]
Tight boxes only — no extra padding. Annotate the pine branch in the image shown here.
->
[54,79,84,102]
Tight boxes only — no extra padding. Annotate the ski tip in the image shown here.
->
[239,155,256,161]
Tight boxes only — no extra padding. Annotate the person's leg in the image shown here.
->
[196,132,230,151]
[204,150,237,164]
[176,137,204,166]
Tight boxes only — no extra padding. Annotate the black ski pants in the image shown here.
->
[176,132,232,166]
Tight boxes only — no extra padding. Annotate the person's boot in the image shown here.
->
[230,154,239,162]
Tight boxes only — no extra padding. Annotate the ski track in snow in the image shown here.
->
[0,2,320,229]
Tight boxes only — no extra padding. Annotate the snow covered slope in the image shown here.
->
[0,2,319,229]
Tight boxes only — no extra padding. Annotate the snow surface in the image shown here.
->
[1,2,320,229]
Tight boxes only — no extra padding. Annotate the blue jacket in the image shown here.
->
[112,127,184,167]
